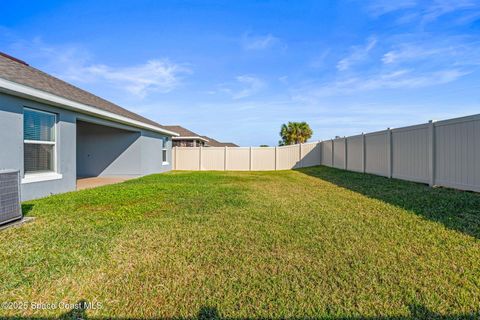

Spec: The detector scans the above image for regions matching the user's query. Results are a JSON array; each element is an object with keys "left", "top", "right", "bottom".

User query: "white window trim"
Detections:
[
  {"left": 162, "top": 152, "right": 169, "bottom": 165},
  {"left": 162, "top": 138, "right": 169, "bottom": 165},
  {"left": 22, "top": 172, "right": 63, "bottom": 184},
  {"left": 24, "top": 140, "right": 56, "bottom": 145},
  {"left": 23, "top": 107, "right": 59, "bottom": 179}
]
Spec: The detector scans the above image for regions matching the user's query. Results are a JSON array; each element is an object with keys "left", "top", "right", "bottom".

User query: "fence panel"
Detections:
[
  {"left": 277, "top": 145, "right": 301, "bottom": 170},
  {"left": 226, "top": 147, "right": 251, "bottom": 171},
  {"left": 365, "top": 130, "right": 389, "bottom": 177},
  {"left": 172, "top": 113, "right": 479, "bottom": 193},
  {"left": 321, "top": 141, "right": 333, "bottom": 166},
  {"left": 201, "top": 147, "right": 225, "bottom": 171},
  {"left": 252, "top": 147, "right": 276, "bottom": 171},
  {"left": 392, "top": 124, "right": 430, "bottom": 183},
  {"left": 333, "top": 138, "right": 346, "bottom": 169},
  {"left": 301, "top": 142, "right": 322, "bottom": 167},
  {"left": 175, "top": 147, "right": 200, "bottom": 170},
  {"left": 346, "top": 135, "right": 363, "bottom": 172},
  {"left": 434, "top": 115, "right": 480, "bottom": 192}
]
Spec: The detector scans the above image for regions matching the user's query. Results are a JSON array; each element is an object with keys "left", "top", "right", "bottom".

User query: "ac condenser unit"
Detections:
[{"left": 0, "top": 170, "right": 22, "bottom": 225}]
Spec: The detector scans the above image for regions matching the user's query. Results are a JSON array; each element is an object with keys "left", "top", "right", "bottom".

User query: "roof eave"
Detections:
[
  {"left": 172, "top": 136, "right": 209, "bottom": 142},
  {"left": 0, "top": 77, "right": 179, "bottom": 136}
]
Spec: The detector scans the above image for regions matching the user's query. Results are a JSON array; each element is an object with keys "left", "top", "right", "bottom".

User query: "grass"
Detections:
[{"left": 0, "top": 166, "right": 479, "bottom": 319}]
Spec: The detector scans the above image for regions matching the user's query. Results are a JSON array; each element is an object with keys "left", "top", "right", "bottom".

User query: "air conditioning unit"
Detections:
[{"left": 0, "top": 170, "right": 22, "bottom": 225}]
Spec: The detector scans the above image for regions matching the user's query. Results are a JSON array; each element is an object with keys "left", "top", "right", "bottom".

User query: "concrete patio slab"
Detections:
[{"left": 76, "top": 176, "right": 136, "bottom": 191}]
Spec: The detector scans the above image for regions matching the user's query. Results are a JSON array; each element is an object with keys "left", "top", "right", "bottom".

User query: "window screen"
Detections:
[
  {"left": 24, "top": 144, "right": 55, "bottom": 173},
  {"left": 162, "top": 137, "right": 168, "bottom": 163},
  {"left": 24, "top": 109, "right": 55, "bottom": 141},
  {"left": 23, "top": 108, "right": 56, "bottom": 173}
]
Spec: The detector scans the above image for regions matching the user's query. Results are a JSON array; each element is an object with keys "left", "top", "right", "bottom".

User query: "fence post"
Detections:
[
  {"left": 224, "top": 146, "right": 228, "bottom": 171},
  {"left": 199, "top": 146, "right": 203, "bottom": 171},
  {"left": 344, "top": 138, "right": 348, "bottom": 170},
  {"left": 387, "top": 128, "right": 392, "bottom": 178},
  {"left": 173, "top": 146, "right": 177, "bottom": 170},
  {"left": 362, "top": 133, "right": 366, "bottom": 173},
  {"left": 275, "top": 146, "right": 278, "bottom": 170},
  {"left": 318, "top": 141, "right": 322, "bottom": 165},
  {"left": 299, "top": 143, "right": 303, "bottom": 168},
  {"left": 331, "top": 139, "right": 334, "bottom": 167},
  {"left": 428, "top": 120, "right": 436, "bottom": 187},
  {"left": 249, "top": 147, "right": 253, "bottom": 171}
]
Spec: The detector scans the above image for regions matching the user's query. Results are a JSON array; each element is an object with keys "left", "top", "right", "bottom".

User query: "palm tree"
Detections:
[{"left": 279, "top": 122, "right": 313, "bottom": 146}]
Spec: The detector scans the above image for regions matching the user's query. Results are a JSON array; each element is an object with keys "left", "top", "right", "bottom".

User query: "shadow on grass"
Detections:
[
  {"left": 21, "top": 203, "right": 35, "bottom": 216},
  {"left": 4, "top": 302, "right": 479, "bottom": 320},
  {"left": 297, "top": 166, "right": 480, "bottom": 240}
]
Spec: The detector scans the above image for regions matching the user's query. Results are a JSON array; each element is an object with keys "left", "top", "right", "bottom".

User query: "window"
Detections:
[
  {"left": 162, "top": 137, "right": 169, "bottom": 164},
  {"left": 23, "top": 108, "right": 56, "bottom": 174}
]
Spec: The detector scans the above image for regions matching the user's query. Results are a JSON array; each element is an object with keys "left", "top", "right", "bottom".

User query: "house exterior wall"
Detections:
[
  {"left": 0, "top": 92, "right": 172, "bottom": 201},
  {"left": 77, "top": 121, "right": 143, "bottom": 177}
]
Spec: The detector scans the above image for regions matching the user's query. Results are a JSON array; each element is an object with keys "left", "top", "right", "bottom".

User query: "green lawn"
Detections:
[{"left": 0, "top": 166, "right": 479, "bottom": 319}]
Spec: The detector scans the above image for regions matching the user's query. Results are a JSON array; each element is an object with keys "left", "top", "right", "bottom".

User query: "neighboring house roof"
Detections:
[
  {"left": 0, "top": 52, "right": 178, "bottom": 136},
  {"left": 163, "top": 125, "right": 209, "bottom": 142},
  {"left": 201, "top": 136, "right": 239, "bottom": 147},
  {"left": 163, "top": 125, "right": 239, "bottom": 147},
  {"left": 222, "top": 142, "right": 240, "bottom": 147}
]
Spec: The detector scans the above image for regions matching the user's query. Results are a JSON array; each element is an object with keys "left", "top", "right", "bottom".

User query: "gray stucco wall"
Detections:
[
  {"left": 77, "top": 121, "right": 142, "bottom": 177},
  {"left": 76, "top": 119, "right": 171, "bottom": 177},
  {"left": 0, "top": 92, "right": 172, "bottom": 201}
]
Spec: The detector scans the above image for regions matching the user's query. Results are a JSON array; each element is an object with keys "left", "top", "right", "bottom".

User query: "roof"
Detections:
[
  {"left": 0, "top": 52, "right": 178, "bottom": 136},
  {"left": 163, "top": 125, "right": 205, "bottom": 138},
  {"left": 163, "top": 125, "right": 210, "bottom": 142},
  {"left": 222, "top": 142, "right": 240, "bottom": 147},
  {"left": 163, "top": 125, "right": 239, "bottom": 147},
  {"left": 201, "top": 135, "right": 239, "bottom": 147}
]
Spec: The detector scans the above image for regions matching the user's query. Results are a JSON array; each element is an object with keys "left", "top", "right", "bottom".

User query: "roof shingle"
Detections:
[
  {"left": 201, "top": 136, "right": 239, "bottom": 147},
  {"left": 163, "top": 125, "right": 239, "bottom": 147},
  {"left": 162, "top": 125, "right": 205, "bottom": 138},
  {"left": 0, "top": 52, "right": 172, "bottom": 132}
]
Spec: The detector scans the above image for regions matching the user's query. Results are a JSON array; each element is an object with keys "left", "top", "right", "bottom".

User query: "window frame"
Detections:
[
  {"left": 23, "top": 107, "right": 58, "bottom": 177},
  {"left": 162, "top": 137, "right": 169, "bottom": 165}
]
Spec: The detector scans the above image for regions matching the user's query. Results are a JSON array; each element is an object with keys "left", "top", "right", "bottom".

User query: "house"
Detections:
[
  {"left": 163, "top": 125, "right": 239, "bottom": 147},
  {"left": 163, "top": 125, "right": 209, "bottom": 147},
  {"left": 200, "top": 136, "right": 239, "bottom": 147},
  {"left": 0, "top": 52, "right": 179, "bottom": 201}
]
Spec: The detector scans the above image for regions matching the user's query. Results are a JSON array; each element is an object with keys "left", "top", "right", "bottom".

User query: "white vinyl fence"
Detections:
[
  {"left": 173, "top": 142, "right": 322, "bottom": 171},
  {"left": 172, "top": 113, "right": 480, "bottom": 193},
  {"left": 320, "top": 114, "right": 480, "bottom": 192}
]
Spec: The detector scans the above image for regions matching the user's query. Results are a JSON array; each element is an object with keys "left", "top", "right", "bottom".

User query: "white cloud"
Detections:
[
  {"left": 310, "top": 49, "right": 330, "bottom": 69},
  {"left": 365, "top": 0, "right": 480, "bottom": 24},
  {"left": 295, "top": 68, "right": 468, "bottom": 99},
  {"left": 231, "top": 75, "right": 266, "bottom": 99},
  {"left": 337, "top": 37, "right": 377, "bottom": 71},
  {"left": 242, "top": 33, "right": 281, "bottom": 50},
  {"left": 381, "top": 38, "right": 480, "bottom": 66},
  {"left": 366, "top": 0, "right": 417, "bottom": 16},
  {"left": 422, "top": 0, "right": 478, "bottom": 23},
  {"left": 217, "top": 75, "right": 266, "bottom": 99},
  {"left": 278, "top": 76, "right": 289, "bottom": 84},
  {"left": 79, "top": 60, "right": 190, "bottom": 98},
  {"left": 381, "top": 44, "right": 445, "bottom": 64},
  {"left": 9, "top": 38, "right": 190, "bottom": 98}
]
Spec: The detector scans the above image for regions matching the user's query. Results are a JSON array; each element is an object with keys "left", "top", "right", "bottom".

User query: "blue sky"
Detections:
[{"left": 1, "top": 0, "right": 480, "bottom": 146}]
